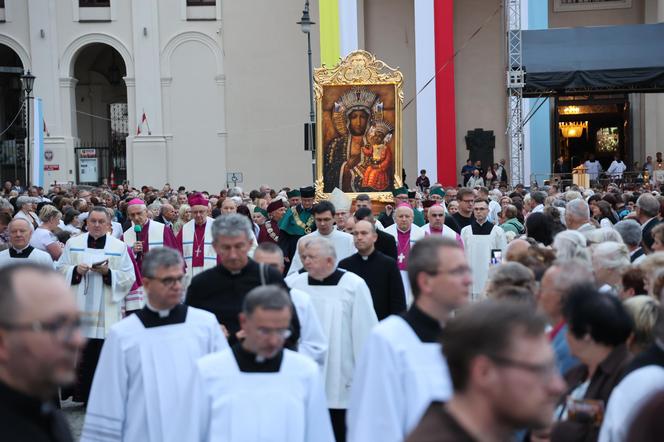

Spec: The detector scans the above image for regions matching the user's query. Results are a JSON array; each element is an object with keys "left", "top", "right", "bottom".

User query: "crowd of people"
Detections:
[{"left": 0, "top": 172, "right": 664, "bottom": 442}]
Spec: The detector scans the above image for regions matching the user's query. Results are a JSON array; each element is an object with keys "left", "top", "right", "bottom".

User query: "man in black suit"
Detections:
[
  {"left": 353, "top": 207, "right": 397, "bottom": 260},
  {"left": 339, "top": 220, "right": 406, "bottom": 320},
  {"left": 636, "top": 193, "right": 661, "bottom": 253},
  {"left": 154, "top": 203, "right": 177, "bottom": 228}
]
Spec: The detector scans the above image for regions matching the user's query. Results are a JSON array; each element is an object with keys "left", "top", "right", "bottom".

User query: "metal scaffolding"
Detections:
[{"left": 505, "top": 0, "right": 525, "bottom": 186}]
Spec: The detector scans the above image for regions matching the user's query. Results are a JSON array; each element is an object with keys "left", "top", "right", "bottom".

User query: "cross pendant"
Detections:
[{"left": 398, "top": 253, "right": 405, "bottom": 264}]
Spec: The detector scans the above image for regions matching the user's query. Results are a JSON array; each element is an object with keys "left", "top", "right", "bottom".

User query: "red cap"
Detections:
[
  {"left": 127, "top": 198, "right": 145, "bottom": 206},
  {"left": 188, "top": 193, "right": 209, "bottom": 208}
]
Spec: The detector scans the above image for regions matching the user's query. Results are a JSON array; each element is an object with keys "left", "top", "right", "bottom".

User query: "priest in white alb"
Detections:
[
  {"left": 81, "top": 248, "right": 227, "bottom": 442},
  {"left": 422, "top": 203, "right": 464, "bottom": 247},
  {"left": 348, "top": 237, "right": 470, "bottom": 442},
  {"left": 287, "top": 200, "right": 356, "bottom": 275},
  {"left": 176, "top": 193, "right": 217, "bottom": 284},
  {"left": 384, "top": 203, "right": 425, "bottom": 303},
  {"left": 57, "top": 206, "right": 136, "bottom": 403},
  {"left": 176, "top": 285, "right": 334, "bottom": 442},
  {"left": 122, "top": 198, "right": 180, "bottom": 273},
  {"left": 460, "top": 198, "right": 507, "bottom": 300},
  {"left": 0, "top": 218, "right": 54, "bottom": 268},
  {"left": 288, "top": 237, "right": 378, "bottom": 442}
]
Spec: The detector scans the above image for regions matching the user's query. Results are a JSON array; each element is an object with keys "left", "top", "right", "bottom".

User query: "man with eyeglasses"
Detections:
[
  {"left": 348, "top": 237, "right": 470, "bottom": 442},
  {"left": 178, "top": 285, "right": 334, "bottom": 442},
  {"left": 57, "top": 206, "right": 136, "bottom": 404},
  {"left": 289, "top": 236, "right": 377, "bottom": 442},
  {"left": 460, "top": 199, "right": 507, "bottom": 300},
  {"left": 451, "top": 188, "right": 475, "bottom": 230},
  {"left": 286, "top": 200, "right": 356, "bottom": 276},
  {"left": 0, "top": 263, "right": 85, "bottom": 442},
  {"left": 407, "top": 301, "right": 566, "bottom": 441},
  {"left": 422, "top": 204, "right": 464, "bottom": 247},
  {"left": 82, "top": 248, "right": 227, "bottom": 442}
]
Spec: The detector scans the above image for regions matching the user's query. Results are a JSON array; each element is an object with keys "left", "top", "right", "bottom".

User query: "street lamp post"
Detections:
[
  {"left": 297, "top": 0, "right": 316, "bottom": 184},
  {"left": 21, "top": 70, "right": 35, "bottom": 187}
]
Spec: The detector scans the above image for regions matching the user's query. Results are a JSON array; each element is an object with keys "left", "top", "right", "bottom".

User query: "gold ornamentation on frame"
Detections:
[{"left": 314, "top": 50, "right": 404, "bottom": 202}]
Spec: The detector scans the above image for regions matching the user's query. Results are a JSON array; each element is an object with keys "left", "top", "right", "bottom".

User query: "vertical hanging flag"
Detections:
[
  {"left": 319, "top": 0, "right": 340, "bottom": 66},
  {"left": 136, "top": 111, "right": 151, "bottom": 136},
  {"left": 414, "top": 0, "right": 457, "bottom": 186},
  {"left": 319, "top": 0, "right": 358, "bottom": 66},
  {"left": 32, "top": 98, "right": 44, "bottom": 188}
]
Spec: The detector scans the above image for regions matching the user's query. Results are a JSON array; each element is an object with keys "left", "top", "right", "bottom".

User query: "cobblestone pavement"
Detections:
[{"left": 62, "top": 399, "right": 85, "bottom": 441}]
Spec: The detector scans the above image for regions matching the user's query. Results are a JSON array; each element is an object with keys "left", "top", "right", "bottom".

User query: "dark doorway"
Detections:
[
  {"left": 73, "top": 43, "right": 127, "bottom": 185},
  {"left": 555, "top": 94, "right": 630, "bottom": 172},
  {"left": 0, "top": 44, "right": 25, "bottom": 184}
]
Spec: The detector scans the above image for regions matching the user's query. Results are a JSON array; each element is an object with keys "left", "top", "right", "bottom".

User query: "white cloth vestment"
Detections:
[
  {"left": 289, "top": 270, "right": 378, "bottom": 408},
  {"left": 57, "top": 233, "right": 136, "bottom": 339},
  {"left": 347, "top": 315, "right": 453, "bottom": 442},
  {"left": 177, "top": 349, "right": 335, "bottom": 442},
  {"left": 81, "top": 307, "right": 227, "bottom": 442}
]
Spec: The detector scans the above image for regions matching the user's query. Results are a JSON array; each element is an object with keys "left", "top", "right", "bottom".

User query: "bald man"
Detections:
[{"left": 339, "top": 220, "right": 406, "bottom": 320}]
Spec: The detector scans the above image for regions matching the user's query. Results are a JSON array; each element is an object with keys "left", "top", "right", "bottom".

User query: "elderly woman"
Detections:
[
  {"left": 552, "top": 230, "right": 591, "bottom": 264},
  {"left": 547, "top": 284, "right": 633, "bottom": 442},
  {"left": 484, "top": 261, "right": 536, "bottom": 302},
  {"left": 638, "top": 252, "right": 664, "bottom": 297},
  {"left": 650, "top": 223, "right": 664, "bottom": 252},
  {"left": 622, "top": 295, "right": 660, "bottom": 355},
  {"left": 172, "top": 204, "right": 191, "bottom": 236},
  {"left": 30, "top": 205, "right": 63, "bottom": 261},
  {"left": 14, "top": 195, "right": 40, "bottom": 228},
  {"left": 592, "top": 241, "right": 630, "bottom": 294}
]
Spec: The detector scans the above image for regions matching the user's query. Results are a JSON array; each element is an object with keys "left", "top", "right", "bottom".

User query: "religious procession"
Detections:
[{"left": 3, "top": 0, "right": 664, "bottom": 441}]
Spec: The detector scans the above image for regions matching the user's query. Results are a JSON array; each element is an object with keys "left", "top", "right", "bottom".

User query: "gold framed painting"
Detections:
[{"left": 314, "top": 50, "right": 404, "bottom": 202}]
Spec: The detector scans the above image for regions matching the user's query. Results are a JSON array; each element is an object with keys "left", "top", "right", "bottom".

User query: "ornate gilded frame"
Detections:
[{"left": 314, "top": 50, "right": 404, "bottom": 202}]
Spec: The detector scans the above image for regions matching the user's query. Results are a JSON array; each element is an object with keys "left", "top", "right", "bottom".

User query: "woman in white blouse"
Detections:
[{"left": 30, "top": 205, "right": 63, "bottom": 261}]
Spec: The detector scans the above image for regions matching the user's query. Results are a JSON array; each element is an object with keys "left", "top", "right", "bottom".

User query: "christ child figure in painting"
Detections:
[{"left": 362, "top": 120, "right": 393, "bottom": 191}]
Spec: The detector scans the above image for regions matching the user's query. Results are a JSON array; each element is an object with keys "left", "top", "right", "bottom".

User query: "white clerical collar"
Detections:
[
  {"left": 397, "top": 227, "right": 411, "bottom": 234},
  {"left": 319, "top": 230, "right": 335, "bottom": 238},
  {"left": 11, "top": 244, "right": 30, "bottom": 254},
  {"left": 145, "top": 300, "right": 172, "bottom": 318}
]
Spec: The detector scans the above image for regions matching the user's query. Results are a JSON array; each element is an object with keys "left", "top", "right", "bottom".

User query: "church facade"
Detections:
[{"left": 0, "top": 0, "right": 663, "bottom": 190}]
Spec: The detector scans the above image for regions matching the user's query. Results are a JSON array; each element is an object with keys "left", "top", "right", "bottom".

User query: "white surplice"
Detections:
[
  {"left": 287, "top": 229, "right": 356, "bottom": 275},
  {"left": 290, "top": 287, "right": 328, "bottom": 368},
  {"left": 460, "top": 223, "right": 507, "bottom": 299},
  {"left": 57, "top": 233, "right": 136, "bottom": 339},
  {"left": 178, "top": 348, "right": 335, "bottom": 442},
  {"left": 347, "top": 316, "right": 453, "bottom": 442},
  {"left": 0, "top": 247, "right": 55, "bottom": 268},
  {"left": 289, "top": 270, "right": 378, "bottom": 409},
  {"left": 81, "top": 307, "right": 227, "bottom": 442}
]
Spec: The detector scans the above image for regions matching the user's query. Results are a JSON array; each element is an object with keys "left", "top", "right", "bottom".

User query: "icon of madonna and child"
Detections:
[{"left": 323, "top": 86, "right": 396, "bottom": 193}]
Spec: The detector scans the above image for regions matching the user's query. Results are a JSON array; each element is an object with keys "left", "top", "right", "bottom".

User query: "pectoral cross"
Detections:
[
  {"left": 195, "top": 246, "right": 202, "bottom": 258},
  {"left": 398, "top": 253, "right": 405, "bottom": 264}
]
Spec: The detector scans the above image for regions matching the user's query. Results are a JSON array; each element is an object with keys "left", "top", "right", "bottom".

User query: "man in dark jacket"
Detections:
[
  {"left": 339, "top": 220, "right": 405, "bottom": 320},
  {"left": 0, "top": 263, "right": 85, "bottom": 442}
]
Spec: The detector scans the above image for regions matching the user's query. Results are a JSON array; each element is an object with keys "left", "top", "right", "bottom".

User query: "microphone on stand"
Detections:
[{"left": 134, "top": 224, "right": 143, "bottom": 258}]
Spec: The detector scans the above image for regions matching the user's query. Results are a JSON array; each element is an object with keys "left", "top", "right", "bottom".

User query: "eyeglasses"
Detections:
[
  {"left": 147, "top": 275, "right": 185, "bottom": 287},
  {"left": 489, "top": 354, "right": 558, "bottom": 382},
  {"left": 429, "top": 265, "right": 471, "bottom": 277},
  {"left": 256, "top": 327, "right": 292, "bottom": 339},
  {"left": 87, "top": 219, "right": 108, "bottom": 225},
  {"left": 0, "top": 316, "right": 82, "bottom": 342}
]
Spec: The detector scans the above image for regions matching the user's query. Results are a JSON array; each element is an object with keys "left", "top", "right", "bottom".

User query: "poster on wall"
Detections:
[{"left": 79, "top": 149, "right": 98, "bottom": 183}]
